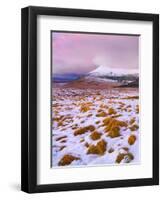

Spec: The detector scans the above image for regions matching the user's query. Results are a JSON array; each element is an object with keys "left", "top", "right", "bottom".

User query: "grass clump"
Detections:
[
  {"left": 57, "top": 121, "right": 64, "bottom": 127},
  {"left": 108, "top": 127, "right": 120, "bottom": 138},
  {"left": 96, "top": 111, "right": 107, "bottom": 117},
  {"left": 80, "top": 105, "right": 90, "bottom": 112},
  {"left": 116, "top": 153, "right": 134, "bottom": 163},
  {"left": 90, "top": 131, "right": 101, "bottom": 140},
  {"left": 58, "top": 154, "right": 80, "bottom": 166},
  {"left": 87, "top": 139, "right": 107, "bottom": 155},
  {"left": 87, "top": 125, "right": 96, "bottom": 131},
  {"left": 103, "top": 117, "right": 112, "bottom": 125},
  {"left": 128, "top": 134, "right": 136, "bottom": 145},
  {"left": 80, "top": 102, "right": 92, "bottom": 112},
  {"left": 112, "top": 114, "right": 122, "bottom": 118},
  {"left": 129, "top": 124, "right": 139, "bottom": 131},
  {"left": 74, "top": 125, "right": 95, "bottom": 136},
  {"left": 108, "top": 107, "right": 117, "bottom": 115},
  {"left": 129, "top": 117, "right": 135, "bottom": 125},
  {"left": 102, "top": 117, "right": 127, "bottom": 138}
]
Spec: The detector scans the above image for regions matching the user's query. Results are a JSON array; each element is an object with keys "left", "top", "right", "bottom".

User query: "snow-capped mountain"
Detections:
[
  {"left": 87, "top": 65, "right": 139, "bottom": 87},
  {"left": 89, "top": 65, "right": 138, "bottom": 77}
]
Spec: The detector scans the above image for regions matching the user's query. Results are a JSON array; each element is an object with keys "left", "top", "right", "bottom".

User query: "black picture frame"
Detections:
[{"left": 21, "top": 6, "right": 159, "bottom": 193}]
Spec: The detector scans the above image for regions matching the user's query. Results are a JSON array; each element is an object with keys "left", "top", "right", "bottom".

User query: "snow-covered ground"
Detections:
[{"left": 52, "top": 87, "right": 139, "bottom": 167}]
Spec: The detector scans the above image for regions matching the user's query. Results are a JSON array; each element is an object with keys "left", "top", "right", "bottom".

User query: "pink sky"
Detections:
[{"left": 52, "top": 32, "right": 139, "bottom": 74}]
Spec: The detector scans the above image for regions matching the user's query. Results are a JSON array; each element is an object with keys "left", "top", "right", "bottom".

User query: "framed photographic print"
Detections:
[{"left": 21, "top": 6, "right": 159, "bottom": 193}]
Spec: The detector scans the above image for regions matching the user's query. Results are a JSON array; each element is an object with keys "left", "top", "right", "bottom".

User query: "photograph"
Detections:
[
  {"left": 51, "top": 31, "right": 140, "bottom": 167},
  {"left": 21, "top": 6, "right": 159, "bottom": 193}
]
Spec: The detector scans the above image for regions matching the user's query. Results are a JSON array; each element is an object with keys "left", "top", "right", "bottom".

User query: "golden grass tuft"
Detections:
[
  {"left": 107, "top": 127, "right": 120, "bottom": 138},
  {"left": 80, "top": 102, "right": 93, "bottom": 113},
  {"left": 57, "top": 121, "right": 64, "bottom": 127},
  {"left": 80, "top": 105, "right": 90, "bottom": 112},
  {"left": 58, "top": 154, "right": 80, "bottom": 166},
  {"left": 102, "top": 117, "right": 127, "bottom": 138},
  {"left": 112, "top": 114, "right": 122, "bottom": 118},
  {"left": 74, "top": 125, "right": 95, "bottom": 136},
  {"left": 87, "top": 125, "right": 96, "bottom": 132},
  {"left": 128, "top": 134, "right": 136, "bottom": 145},
  {"left": 56, "top": 115, "right": 73, "bottom": 127},
  {"left": 116, "top": 153, "right": 134, "bottom": 163},
  {"left": 103, "top": 117, "right": 112, "bottom": 125},
  {"left": 129, "top": 117, "right": 135, "bottom": 125},
  {"left": 80, "top": 104, "right": 90, "bottom": 112},
  {"left": 96, "top": 111, "right": 107, "bottom": 117},
  {"left": 116, "top": 153, "right": 125, "bottom": 163},
  {"left": 87, "top": 139, "right": 107, "bottom": 155},
  {"left": 74, "top": 127, "right": 86, "bottom": 135},
  {"left": 129, "top": 124, "right": 139, "bottom": 131},
  {"left": 108, "top": 107, "right": 117, "bottom": 115},
  {"left": 90, "top": 131, "right": 101, "bottom": 140},
  {"left": 54, "top": 115, "right": 64, "bottom": 122},
  {"left": 117, "top": 120, "right": 128, "bottom": 127}
]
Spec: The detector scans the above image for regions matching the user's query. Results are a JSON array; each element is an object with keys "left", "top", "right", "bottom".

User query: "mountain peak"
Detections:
[{"left": 89, "top": 65, "right": 138, "bottom": 77}]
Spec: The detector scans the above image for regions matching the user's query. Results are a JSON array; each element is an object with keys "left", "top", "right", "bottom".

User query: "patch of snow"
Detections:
[{"left": 52, "top": 87, "right": 140, "bottom": 167}]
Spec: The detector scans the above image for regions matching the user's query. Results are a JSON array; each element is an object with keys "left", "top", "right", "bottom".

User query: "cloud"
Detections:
[{"left": 52, "top": 32, "right": 139, "bottom": 74}]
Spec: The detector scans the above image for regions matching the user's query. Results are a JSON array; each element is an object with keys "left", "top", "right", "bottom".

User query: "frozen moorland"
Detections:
[{"left": 52, "top": 85, "right": 139, "bottom": 167}]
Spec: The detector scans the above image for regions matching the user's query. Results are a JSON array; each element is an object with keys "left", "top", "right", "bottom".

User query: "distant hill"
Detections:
[
  {"left": 52, "top": 73, "right": 84, "bottom": 83},
  {"left": 52, "top": 66, "right": 139, "bottom": 88}
]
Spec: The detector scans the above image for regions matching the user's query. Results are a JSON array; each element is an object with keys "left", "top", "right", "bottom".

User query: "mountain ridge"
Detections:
[{"left": 89, "top": 65, "right": 138, "bottom": 77}]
